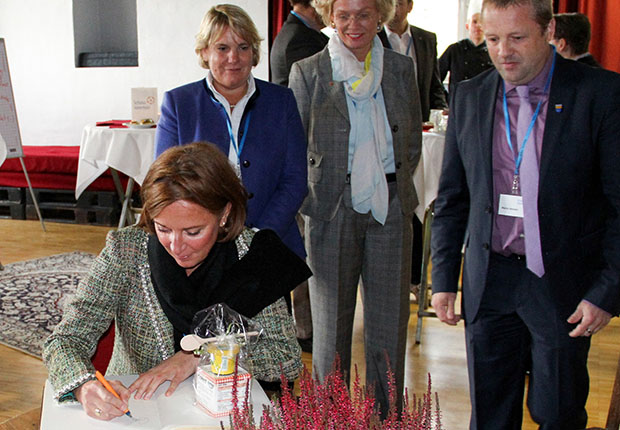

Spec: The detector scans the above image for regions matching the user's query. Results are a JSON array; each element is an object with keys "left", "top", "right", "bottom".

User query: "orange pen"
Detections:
[{"left": 95, "top": 370, "right": 133, "bottom": 417}]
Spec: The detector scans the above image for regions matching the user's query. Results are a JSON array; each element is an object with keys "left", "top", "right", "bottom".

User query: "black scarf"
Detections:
[{"left": 149, "top": 229, "right": 312, "bottom": 351}]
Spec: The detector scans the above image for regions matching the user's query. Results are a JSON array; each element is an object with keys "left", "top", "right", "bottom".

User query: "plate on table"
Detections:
[
  {"left": 422, "top": 122, "right": 434, "bottom": 132},
  {"left": 128, "top": 123, "right": 156, "bottom": 129}
]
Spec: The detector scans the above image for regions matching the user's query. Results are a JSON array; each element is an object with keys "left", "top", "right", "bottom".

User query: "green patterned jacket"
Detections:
[{"left": 43, "top": 226, "right": 302, "bottom": 402}]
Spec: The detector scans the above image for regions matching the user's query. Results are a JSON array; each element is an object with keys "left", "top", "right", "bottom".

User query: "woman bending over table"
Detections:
[
  {"left": 43, "top": 142, "right": 309, "bottom": 421},
  {"left": 155, "top": 4, "right": 307, "bottom": 259}
]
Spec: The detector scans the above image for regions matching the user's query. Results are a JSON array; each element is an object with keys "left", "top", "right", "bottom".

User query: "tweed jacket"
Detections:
[
  {"left": 288, "top": 46, "right": 422, "bottom": 222},
  {"left": 43, "top": 227, "right": 302, "bottom": 402}
]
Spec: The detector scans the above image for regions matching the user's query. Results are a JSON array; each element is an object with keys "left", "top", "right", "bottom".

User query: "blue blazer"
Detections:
[
  {"left": 155, "top": 78, "right": 308, "bottom": 257},
  {"left": 431, "top": 54, "right": 620, "bottom": 322}
]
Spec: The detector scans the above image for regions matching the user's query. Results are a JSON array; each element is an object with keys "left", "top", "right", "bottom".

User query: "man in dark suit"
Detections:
[
  {"left": 269, "top": 0, "right": 328, "bottom": 353},
  {"left": 270, "top": 0, "right": 328, "bottom": 87},
  {"left": 378, "top": 0, "right": 447, "bottom": 299},
  {"left": 378, "top": 0, "right": 447, "bottom": 122},
  {"left": 430, "top": 0, "right": 620, "bottom": 428},
  {"left": 551, "top": 12, "right": 601, "bottom": 68}
]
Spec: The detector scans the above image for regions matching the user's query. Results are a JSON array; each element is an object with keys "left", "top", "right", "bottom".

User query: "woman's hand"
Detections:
[
  {"left": 74, "top": 378, "right": 130, "bottom": 421},
  {"left": 128, "top": 351, "right": 199, "bottom": 400}
]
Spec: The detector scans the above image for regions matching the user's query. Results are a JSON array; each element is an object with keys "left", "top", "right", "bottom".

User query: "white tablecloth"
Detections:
[
  {"left": 75, "top": 125, "right": 156, "bottom": 199},
  {"left": 413, "top": 131, "right": 446, "bottom": 221}
]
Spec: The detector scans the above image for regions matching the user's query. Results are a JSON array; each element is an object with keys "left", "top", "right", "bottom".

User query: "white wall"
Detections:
[
  {"left": 409, "top": 0, "right": 463, "bottom": 57},
  {"left": 0, "top": 0, "right": 268, "bottom": 147}
]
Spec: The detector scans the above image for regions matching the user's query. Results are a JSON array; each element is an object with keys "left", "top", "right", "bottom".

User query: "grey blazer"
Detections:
[{"left": 289, "top": 46, "right": 422, "bottom": 222}]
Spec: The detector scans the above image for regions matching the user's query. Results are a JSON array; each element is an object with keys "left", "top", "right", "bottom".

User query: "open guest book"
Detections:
[{"left": 40, "top": 374, "right": 271, "bottom": 429}]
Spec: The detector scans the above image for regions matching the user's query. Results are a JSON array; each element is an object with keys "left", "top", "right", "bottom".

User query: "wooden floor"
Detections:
[{"left": 0, "top": 219, "right": 618, "bottom": 429}]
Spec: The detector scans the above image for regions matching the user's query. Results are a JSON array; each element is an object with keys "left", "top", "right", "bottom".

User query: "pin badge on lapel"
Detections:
[{"left": 554, "top": 104, "right": 563, "bottom": 113}]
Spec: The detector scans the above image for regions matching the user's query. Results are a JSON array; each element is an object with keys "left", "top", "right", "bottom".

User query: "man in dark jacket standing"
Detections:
[
  {"left": 270, "top": 0, "right": 328, "bottom": 353},
  {"left": 270, "top": 0, "right": 328, "bottom": 87}
]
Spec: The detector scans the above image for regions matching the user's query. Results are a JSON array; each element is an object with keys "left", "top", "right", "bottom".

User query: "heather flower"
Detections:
[{"left": 227, "top": 359, "right": 442, "bottom": 429}]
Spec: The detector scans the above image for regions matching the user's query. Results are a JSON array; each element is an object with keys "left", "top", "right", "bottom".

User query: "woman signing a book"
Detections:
[{"left": 43, "top": 142, "right": 309, "bottom": 420}]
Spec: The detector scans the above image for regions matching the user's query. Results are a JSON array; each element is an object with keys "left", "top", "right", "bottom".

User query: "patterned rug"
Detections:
[{"left": 0, "top": 252, "right": 95, "bottom": 357}]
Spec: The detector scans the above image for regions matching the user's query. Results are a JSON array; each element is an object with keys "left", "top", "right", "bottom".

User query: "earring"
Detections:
[
  {"left": 377, "top": 22, "right": 382, "bottom": 32},
  {"left": 331, "top": 21, "right": 335, "bottom": 28},
  {"left": 220, "top": 218, "right": 227, "bottom": 227}
]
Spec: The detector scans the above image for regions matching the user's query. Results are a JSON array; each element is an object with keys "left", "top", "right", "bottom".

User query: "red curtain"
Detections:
[
  {"left": 555, "top": 0, "right": 620, "bottom": 73},
  {"left": 269, "top": 0, "right": 292, "bottom": 47}
]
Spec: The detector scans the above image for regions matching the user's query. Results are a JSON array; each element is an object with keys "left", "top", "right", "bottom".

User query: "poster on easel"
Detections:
[{"left": 0, "top": 37, "right": 24, "bottom": 160}]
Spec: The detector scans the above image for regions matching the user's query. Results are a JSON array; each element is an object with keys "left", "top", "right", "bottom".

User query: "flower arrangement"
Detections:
[{"left": 225, "top": 359, "right": 443, "bottom": 430}]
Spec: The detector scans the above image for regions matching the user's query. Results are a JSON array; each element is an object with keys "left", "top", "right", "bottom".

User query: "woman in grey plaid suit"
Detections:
[
  {"left": 43, "top": 143, "right": 309, "bottom": 421},
  {"left": 288, "top": 0, "right": 422, "bottom": 418}
]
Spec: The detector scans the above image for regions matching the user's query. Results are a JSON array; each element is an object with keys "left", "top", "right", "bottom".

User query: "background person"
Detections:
[
  {"left": 270, "top": 0, "right": 329, "bottom": 87},
  {"left": 378, "top": 0, "right": 447, "bottom": 300},
  {"left": 551, "top": 12, "right": 601, "bottom": 68},
  {"left": 155, "top": 4, "right": 307, "bottom": 263},
  {"left": 378, "top": 0, "right": 447, "bottom": 122},
  {"left": 439, "top": 0, "right": 495, "bottom": 100},
  {"left": 430, "top": 0, "right": 620, "bottom": 428},
  {"left": 44, "top": 143, "right": 309, "bottom": 421},
  {"left": 289, "top": 0, "right": 422, "bottom": 417},
  {"left": 270, "top": 0, "right": 329, "bottom": 353}
]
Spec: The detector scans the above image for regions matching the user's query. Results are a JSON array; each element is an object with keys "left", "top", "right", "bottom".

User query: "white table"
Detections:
[
  {"left": 40, "top": 375, "right": 271, "bottom": 429},
  {"left": 413, "top": 131, "right": 447, "bottom": 344},
  {"left": 413, "top": 131, "right": 446, "bottom": 222},
  {"left": 76, "top": 125, "right": 156, "bottom": 228}
]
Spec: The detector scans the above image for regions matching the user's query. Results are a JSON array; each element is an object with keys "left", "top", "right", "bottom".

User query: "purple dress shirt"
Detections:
[{"left": 491, "top": 52, "right": 554, "bottom": 256}]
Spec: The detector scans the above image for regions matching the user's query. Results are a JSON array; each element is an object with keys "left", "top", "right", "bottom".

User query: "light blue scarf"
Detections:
[{"left": 329, "top": 34, "right": 388, "bottom": 224}]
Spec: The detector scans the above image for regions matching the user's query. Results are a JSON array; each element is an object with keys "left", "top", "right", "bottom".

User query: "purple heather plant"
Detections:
[{"left": 225, "top": 360, "right": 443, "bottom": 430}]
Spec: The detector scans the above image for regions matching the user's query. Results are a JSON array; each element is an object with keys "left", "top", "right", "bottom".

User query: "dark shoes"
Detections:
[{"left": 297, "top": 337, "right": 312, "bottom": 353}]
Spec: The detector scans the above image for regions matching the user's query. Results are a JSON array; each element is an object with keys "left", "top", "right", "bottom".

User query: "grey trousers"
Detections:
[
  {"left": 293, "top": 214, "right": 312, "bottom": 339},
  {"left": 305, "top": 182, "right": 412, "bottom": 417}
]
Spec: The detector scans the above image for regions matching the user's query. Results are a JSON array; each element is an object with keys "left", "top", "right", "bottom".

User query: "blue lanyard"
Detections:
[
  {"left": 225, "top": 110, "right": 251, "bottom": 162},
  {"left": 502, "top": 48, "right": 556, "bottom": 178},
  {"left": 210, "top": 93, "right": 251, "bottom": 162},
  {"left": 291, "top": 11, "right": 312, "bottom": 29}
]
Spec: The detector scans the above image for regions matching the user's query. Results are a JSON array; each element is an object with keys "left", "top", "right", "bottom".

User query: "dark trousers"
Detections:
[
  {"left": 465, "top": 253, "right": 590, "bottom": 430},
  {"left": 411, "top": 215, "right": 423, "bottom": 284}
]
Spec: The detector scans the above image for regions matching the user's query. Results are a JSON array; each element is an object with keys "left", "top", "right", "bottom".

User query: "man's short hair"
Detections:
[
  {"left": 289, "top": 0, "right": 312, "bottom": 6},
  {"left": 482, "top": 0, "right": 553, "bottom": 31},
  {"left": 554, "top": 13, "right": 591, "bottom": 55}
]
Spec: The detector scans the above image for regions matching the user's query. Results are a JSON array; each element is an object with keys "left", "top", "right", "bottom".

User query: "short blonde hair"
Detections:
[
  {"left": 194, "top": 4, "right": 262, "bottom": 69},
  {"left": 312, "top": 0, "right": 395, "bottom": 27}
]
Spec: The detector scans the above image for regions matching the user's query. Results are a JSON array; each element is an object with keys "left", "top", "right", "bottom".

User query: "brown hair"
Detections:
[
  {"left": 553, "top": 13, "right": 591, "bottom": 55},
  {"left": 138, "top": 142, "right": 247, "bottom": 242},
  {"left": 482, "top": 0, "right": 553, "bottom": 32},
  {"left": 194, "top": 4, "right": 263, "bottom": 69}
]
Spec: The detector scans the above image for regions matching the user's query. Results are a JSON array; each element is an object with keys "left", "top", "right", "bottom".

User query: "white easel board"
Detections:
[{"left": 0, "top": 38, "right": 24, "bottom": 160}]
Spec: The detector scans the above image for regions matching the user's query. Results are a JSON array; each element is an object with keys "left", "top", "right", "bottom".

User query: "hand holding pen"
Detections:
[
  {"left": 95, "top": 371, "right": 133, "bottom": 417},
  {"left": 74, "top": 371, "right": 132, "bottom": 420}
]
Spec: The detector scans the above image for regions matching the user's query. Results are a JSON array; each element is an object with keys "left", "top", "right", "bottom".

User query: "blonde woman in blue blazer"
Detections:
[{"left": 155, "top": 4, "right": 307, "bottom": 258}]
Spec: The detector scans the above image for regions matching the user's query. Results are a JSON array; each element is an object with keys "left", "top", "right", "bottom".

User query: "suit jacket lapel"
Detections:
[
  {"left": 477, "top": 71, "right": 501, "bottom": 197},
  {"left": 539, "top": 55, "right": 573, "bottom": 186},
  {"left": 317, "top": 48, "right": 348, "bottom": 121}
]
